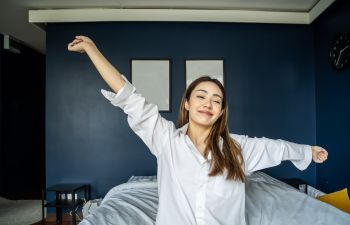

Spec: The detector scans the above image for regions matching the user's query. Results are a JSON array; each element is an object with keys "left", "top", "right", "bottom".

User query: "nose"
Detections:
[{"left": 203, "top": 99, "right": 213, "bottom": 109}]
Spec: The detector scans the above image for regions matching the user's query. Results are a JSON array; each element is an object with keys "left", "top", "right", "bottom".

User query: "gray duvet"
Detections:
[{"left": 80, "top": 172, "right": 350, "bottom": 225}]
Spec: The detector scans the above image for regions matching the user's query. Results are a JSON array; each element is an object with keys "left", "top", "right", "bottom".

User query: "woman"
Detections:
[{"left": 68, "top": 36, "right": 328, "bottom": 225}]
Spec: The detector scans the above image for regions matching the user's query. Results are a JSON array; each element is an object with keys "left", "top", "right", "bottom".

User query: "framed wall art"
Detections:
[
  {"left": 131, "top": 59, "right": 171, "bottom": 112},
  {"left": 185, "top": 59, "right": 224, "bottom": 87}
]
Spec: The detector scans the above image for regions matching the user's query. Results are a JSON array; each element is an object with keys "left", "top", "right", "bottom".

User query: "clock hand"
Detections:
[
  {"left": 340, "top": 45, "right": 349, "bottom": 53},
  {"left": 335, "top": 45, "right": 350, "bottom": 66},
  {"left": 336, "top": 51, "right": 342, "bottom": 66},
  {"left": 336, "top": 45, "right": 350, "bottom": 66}
]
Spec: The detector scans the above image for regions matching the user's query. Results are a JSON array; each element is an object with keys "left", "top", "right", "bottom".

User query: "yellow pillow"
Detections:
[{"left": 317, "top": 188, "right": 350, "bottom": 214}]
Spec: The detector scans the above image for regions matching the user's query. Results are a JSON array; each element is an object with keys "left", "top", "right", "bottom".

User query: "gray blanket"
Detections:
[
  {"left": 246, "top": 172, "right": 350, "bottom": 225},
  {"left": 80, "top": 172, "right": 350, "bottom": 225}
]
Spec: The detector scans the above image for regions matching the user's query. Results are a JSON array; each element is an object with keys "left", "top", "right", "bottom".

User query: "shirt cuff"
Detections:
[
  {"left": 292, "top": 145, "right": 313, "bottom": 171},
  {"left": 100, "top": 75, "right": 135, "bottom": 108}
]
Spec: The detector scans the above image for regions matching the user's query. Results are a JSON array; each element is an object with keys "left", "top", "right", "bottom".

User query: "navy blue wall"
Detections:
[
  {"left": 313, "top": 0, "right": 350, "bottom": 193},
  {"left": 46, "top": 22, "right": 316, "bottom": 198}
]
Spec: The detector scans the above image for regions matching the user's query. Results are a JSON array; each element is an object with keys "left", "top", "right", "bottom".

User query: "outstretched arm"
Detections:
[
  {"left": 68, "top": 35, "right": 125, "bottom": 93},
  {"left": 231, "top": 134, "right": 328, "bottom": 175}
]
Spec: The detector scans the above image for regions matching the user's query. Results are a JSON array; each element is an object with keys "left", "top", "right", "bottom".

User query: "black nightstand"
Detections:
[
  {"left": 280, "top": 178, "right": 308, "bottom": 193},
  {"left": 42, "top": 183, "right": 91, "bottom": 225}
]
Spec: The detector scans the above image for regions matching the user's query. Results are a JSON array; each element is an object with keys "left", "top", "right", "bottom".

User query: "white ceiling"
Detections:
[{"left": 0, "top": 0, "right": 335, "bottom": 54}]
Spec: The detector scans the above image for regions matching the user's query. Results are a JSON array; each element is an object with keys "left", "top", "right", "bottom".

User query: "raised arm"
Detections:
[
  {"left": 68, "top": 35, "right": 175, "bottom": 157},
  {"left": 68, "top": 35, "right": 125, "bottom": 93}
]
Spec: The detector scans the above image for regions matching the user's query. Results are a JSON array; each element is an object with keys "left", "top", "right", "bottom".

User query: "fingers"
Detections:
[
  {"left": 67, "top": 39, "right": 84, "bottom": 51},
  {"left": 72, "top": 39, "right": 83, "bottom": 45},
  {"left": 319, "top": 152, "right": 328, "bottom": 161},
  {"left": 67, "top": 42, "right": 77, "bottom": 50},
  {"left": 319, "top": 148, "right": 328, "bottom": 161},
  {"left": 312, "top": 146, "right": 329, "bottom": 163},
  {"left": 316, "top": 151, "right": 328, "bottom": 163},
  {"left": 75, "top": 35, "right": 89, "bottom": 42},
  {"left": 67, "top": 42, "right": 74, "bottom": 50},
  {"left": 68, "top": 35, "right": 92, "bottom": 53},
  {"left": 323, "top": 149, "right": 328, "bottom": 156}
]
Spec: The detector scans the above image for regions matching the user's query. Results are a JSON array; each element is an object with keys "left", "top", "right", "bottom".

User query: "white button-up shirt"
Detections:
[{"left": 101, "top": 75, "right": 312, "bottom": 225}]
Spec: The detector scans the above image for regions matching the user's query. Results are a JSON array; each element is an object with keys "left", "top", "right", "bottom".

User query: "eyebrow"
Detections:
[{"left": 195, "top": 89, "right": 223, "bottom": 100}]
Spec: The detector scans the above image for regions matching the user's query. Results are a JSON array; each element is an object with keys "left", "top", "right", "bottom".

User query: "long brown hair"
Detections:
[{"left": 178, "top": 76, "right": 245, "bottom": 182}]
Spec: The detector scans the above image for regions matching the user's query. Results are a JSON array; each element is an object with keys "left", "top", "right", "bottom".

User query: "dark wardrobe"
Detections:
[{"left": 0, "top": 34, "right": 45, "bottom": 199}]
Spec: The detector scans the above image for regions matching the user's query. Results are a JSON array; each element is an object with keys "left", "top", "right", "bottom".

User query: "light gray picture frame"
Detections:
[
  {"left": 185, "top": 59, "right": 225, "bottom": 88},
  {"left": 131, "top": 59, "right": 171, "bottom": 112}
]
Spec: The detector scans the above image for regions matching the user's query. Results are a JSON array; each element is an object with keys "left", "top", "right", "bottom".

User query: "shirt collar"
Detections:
[
  {"left": 179, "top": 123, "right": 189, "bottom": 135},
  {"left": 179, "top": 123, "right": 223, "bottom": 164}
]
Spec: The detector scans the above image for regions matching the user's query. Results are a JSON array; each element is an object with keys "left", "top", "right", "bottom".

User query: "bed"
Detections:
[{"left": 79, "top": 172, "right": 350, "bottom": 225}]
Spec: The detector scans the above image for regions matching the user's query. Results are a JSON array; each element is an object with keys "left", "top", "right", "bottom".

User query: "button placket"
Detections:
[{"left": 195, "top": 167, "right": 208, "bottom": 224}]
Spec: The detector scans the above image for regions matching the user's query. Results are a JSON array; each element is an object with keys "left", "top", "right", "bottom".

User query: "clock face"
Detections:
[{"left": 329, "top": 33, "right": 350, "bottom": 71}]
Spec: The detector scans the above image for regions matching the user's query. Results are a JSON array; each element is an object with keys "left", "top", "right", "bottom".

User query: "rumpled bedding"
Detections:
[{"left": 79, "top": 172, "right": 350, "bottom": 225}]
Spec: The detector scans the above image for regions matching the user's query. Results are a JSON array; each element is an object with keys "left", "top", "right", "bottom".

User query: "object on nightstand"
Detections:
[
  {"left": 42, "top": 183, "right": 91, "bottom": 225},
  {"left": 299, "top": 184, "right": 326, "bottom": 198}
]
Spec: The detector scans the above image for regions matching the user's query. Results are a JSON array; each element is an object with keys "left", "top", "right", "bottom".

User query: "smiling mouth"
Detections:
[{"left": 198, "top": 111, "right": 213, "bottom": 116}]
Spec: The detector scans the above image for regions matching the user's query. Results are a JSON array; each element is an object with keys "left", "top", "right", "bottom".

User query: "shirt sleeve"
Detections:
[
  {"left": 100, "top": 75, "right": 175, "bottom": 157},
  {"left": 231, "top": 134, "right": 312, "bottom": 175}
]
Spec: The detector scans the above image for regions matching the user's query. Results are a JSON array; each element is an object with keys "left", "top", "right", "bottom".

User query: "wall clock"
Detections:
[{"left": 329, "top": 33, "right": 350, "bottom": 71}]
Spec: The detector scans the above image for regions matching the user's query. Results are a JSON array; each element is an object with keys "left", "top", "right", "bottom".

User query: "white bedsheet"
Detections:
[{"left": 79, "top": 172, "right": 350, "bottom": 225}]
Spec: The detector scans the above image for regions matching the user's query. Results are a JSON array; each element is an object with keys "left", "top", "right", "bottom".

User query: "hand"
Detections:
[
  {"left": 68, "top": 35, "right": 96, "bottom": 53},
  {"left": 312, "top": 146, "right": 328, "bottom": 163}
]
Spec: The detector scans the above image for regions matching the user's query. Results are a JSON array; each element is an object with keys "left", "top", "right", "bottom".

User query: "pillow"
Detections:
[
  {"left": 317, "top": 188, "right": 350, "bottom": 214},
  {"left": 127, "top": 175, "right": 157, "bottom": 183}
]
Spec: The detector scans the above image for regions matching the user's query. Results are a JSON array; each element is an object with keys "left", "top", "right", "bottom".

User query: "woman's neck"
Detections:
[{"left": 186, "top": 123, "right": 211, "bottom": 149}]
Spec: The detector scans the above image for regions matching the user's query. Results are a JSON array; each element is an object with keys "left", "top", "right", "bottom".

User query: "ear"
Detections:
[{"left": 184, "top": 99, "right": 190, "bottom": 111}]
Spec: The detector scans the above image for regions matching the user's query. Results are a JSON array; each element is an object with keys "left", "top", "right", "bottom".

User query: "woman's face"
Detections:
[{"left": 185, "top": 81, "right": 224, "bottom": 128}]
